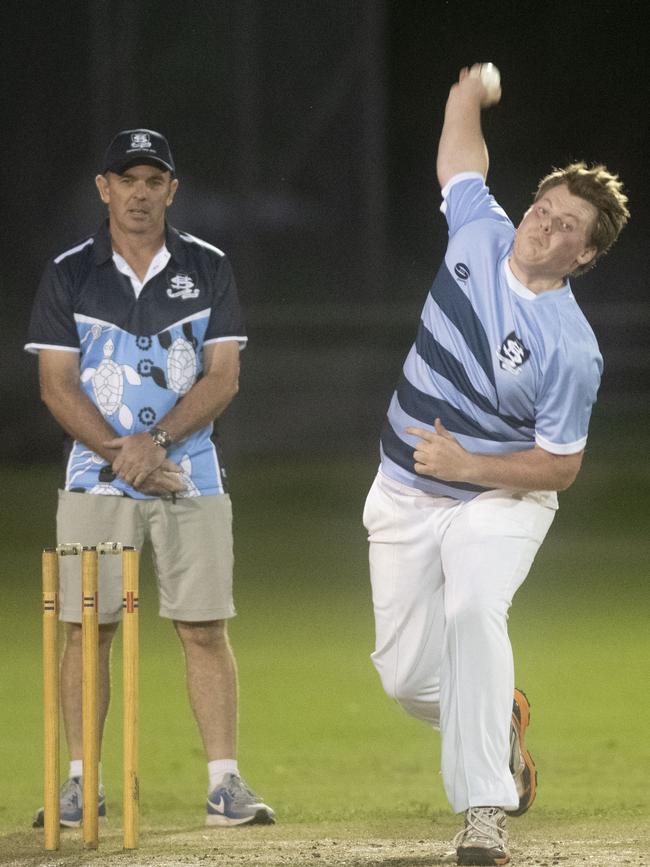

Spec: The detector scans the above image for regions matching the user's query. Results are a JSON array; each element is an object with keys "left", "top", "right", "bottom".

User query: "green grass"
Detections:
[{"left": 1, "top": 408, "right": 649, "bottom": 846}]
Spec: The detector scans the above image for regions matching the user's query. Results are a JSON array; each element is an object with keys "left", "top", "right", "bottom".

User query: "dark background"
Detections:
[{"left": 3, "top": 0, "right": 648, "bottom": 461}]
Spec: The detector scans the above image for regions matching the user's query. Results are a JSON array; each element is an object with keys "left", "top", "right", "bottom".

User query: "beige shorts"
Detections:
[{"left": 56, "top": 490, "right": 236, "bottom": 624}]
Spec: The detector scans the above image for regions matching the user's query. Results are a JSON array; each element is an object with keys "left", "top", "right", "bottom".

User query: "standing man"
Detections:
[
  {"left": 28, "top": 129, "right": 275, "bottom": 829},
  {"left": 363, "top": 67, "right": 628, "bottom": 865}
]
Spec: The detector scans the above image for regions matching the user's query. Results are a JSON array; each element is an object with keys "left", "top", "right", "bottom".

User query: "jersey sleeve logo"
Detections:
[
  {"left": 166, "top": 272, "right": 200, "bottom": 300},
  {"left": 496, "top": 332, "right": 530, "bottom": 376}
]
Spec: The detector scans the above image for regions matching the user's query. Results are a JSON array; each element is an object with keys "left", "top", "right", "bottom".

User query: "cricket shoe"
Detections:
[
  {"left": 452, "top": 806, "right": 510, "bottom": 866},
  {"left": 506, "top": 687, "right": 537, "bottom": 817},
  {"left": 32, "top": 776, "right": 107, "bottom": 828},
  {"left": 206, "top": 773, "right": 275, "bottom": 827}
]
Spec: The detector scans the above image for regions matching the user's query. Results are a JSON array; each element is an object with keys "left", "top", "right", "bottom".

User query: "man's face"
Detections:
[
  {"left": 95, "top": 164, "right": 178, "bottom": 235},
  {"left": 512, "top": 183, "right": 598, "bottom": 280}
]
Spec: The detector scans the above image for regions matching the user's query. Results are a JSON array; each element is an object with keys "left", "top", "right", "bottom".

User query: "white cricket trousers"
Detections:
[{"left": 363, "top": 471, "right": 556, "bottom": 813}]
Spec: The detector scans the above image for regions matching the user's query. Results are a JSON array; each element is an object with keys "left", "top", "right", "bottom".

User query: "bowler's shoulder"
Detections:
[
  {"left": 560, "top": 291, "right": 599, "bottom": 346},
  {"left": 442, "top": 173, "right": 514, "bottom": 245},
  {"left": 545, "top": 292, "right": 601, "bottom": 373}
]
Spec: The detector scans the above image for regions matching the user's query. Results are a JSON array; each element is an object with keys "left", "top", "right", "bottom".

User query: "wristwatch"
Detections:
[{"left": 149, "top": 427, "right": 173, "bottom": 450}]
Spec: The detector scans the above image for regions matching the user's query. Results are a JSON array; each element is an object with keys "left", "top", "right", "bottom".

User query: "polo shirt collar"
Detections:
[
  {"left": 165, "top": 224, "right": 187, "bottom": 265},
  {"left": 92, "top": 220, "right": 187, "bottom": 267}
]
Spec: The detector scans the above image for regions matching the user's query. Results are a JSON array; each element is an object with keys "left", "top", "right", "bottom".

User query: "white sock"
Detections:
[
  {"left": 69, "top": 760, "right": 102, "bottom": 785},
  {"left": 208, "top": 759, "right": 239, "bottom": 791}
]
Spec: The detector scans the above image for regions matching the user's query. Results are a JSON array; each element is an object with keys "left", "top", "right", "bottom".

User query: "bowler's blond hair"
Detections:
[{"left": 535, "top": 162, "right": 629, "bottom": 276}]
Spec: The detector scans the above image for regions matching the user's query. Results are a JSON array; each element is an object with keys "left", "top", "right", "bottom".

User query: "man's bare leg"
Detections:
[
  {"left": 173, "top": 619, "right": 275, "bottom": 826},
  {"left": 173, "top": 620, "right": 238, "bottom": 759},
  {"left": 61, "top": 622, "right": 119, "bottom": 762}
]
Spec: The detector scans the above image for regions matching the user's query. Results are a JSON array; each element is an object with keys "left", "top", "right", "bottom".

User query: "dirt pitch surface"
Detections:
[{"left": 2, "top": 818, "right": 649, "bottom": 867}]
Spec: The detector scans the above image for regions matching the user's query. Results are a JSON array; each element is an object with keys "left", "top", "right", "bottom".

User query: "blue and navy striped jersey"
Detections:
[{"left": 380, "top": 173, "right": 603, "bottom": 500}]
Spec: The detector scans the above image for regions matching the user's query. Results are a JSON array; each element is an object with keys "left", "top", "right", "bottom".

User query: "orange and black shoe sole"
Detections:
[{"left": 506, "top": 687, "right": 537, "bottom": 817}]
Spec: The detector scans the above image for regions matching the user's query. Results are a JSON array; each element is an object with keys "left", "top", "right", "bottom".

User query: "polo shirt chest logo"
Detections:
[{"left": 167, "top": 272, "right": 200, "bottom": 300}]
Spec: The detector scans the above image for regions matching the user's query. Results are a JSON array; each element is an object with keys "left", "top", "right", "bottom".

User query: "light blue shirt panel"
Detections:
[
  {"left": 488, "top": 289, "right": 551, "bottom": 424},
  {"left": 67, "top": 312, "right": 225, "bottom": 497},
  {"left": 379, "top": 445, "right": 480, "bottom": 501},
  {"left": 441, "top": 172, "right": 513, "bottom": 236},
  {"left": 534, "top": 319, "right": 602, "bottom": 450},
  {"left": 389, "top": 391, "right": 534, "bottom": 456},
  {"left": 498, "top": 288, "right": 602, "bottom": 451},
  {"left": 77, "top": 318, "right": 207, "bottom": 426},
  {"left": 402, "top": 349, "right": 532, "bottom": 444},
  {"left": 420, "top": 294, "right": 498, "bottom": 404},
  {"left": 441, "top": 180, "right": 522, "bottom": 412},
  {"left": 442, "top": 229, "right": 516, "bottom": 355}
]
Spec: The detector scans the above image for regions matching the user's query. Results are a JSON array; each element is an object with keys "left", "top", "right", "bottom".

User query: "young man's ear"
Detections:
[{"left": 577, "top": 245, "right": 597, "bottom": 267}]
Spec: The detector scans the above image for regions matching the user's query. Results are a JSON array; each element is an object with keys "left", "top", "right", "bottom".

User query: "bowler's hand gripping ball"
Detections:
[{"left": 470, "top": 63, "right": 501, "bottom": 102}]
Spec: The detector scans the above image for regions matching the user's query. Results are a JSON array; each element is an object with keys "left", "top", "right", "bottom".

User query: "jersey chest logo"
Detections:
[
  {"left": 496, "top": 332, "right": 530, "bottom": 375},
  {"left": 167, "top": 272, "right": 199, "bottom": 300}
]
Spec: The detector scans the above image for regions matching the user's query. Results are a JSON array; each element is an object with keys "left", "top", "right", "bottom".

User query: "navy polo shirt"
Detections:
[{"left": 26, "top": 221, "right": 246, "bottom": 498}]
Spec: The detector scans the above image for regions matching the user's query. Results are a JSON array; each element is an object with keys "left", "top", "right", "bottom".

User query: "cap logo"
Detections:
[{"left": 130, "top": 132, "right": 152, "bottom": 150}]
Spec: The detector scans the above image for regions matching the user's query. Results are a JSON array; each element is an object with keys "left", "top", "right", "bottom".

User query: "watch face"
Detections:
[{"left": 151, "top": 429, "right": 170, "bottom": 447}]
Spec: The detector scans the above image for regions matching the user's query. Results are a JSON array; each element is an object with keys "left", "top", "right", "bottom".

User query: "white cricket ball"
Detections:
[{"left": 470, "top": 63, "right": 501, "bottom": 100}]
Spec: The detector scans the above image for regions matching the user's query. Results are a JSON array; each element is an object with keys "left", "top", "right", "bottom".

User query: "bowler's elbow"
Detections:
[
  {"left": 555, "top": 472, "right": 577, "bottom": 492},
  {"left": 227, "top": 375, "right": 239, "bottom": 402},
  {"left": 552, "top": 449, "right": 584, "bottom": 491}
]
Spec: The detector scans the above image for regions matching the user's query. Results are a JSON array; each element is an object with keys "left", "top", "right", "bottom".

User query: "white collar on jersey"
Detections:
[{"left": 503, "top": 257, "right": 568, "bottom": 300}]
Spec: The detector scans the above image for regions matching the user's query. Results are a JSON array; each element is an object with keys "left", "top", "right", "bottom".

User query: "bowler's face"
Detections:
[
  {"left": 512, "top": 184, "right": 597, "bottom": 281},
  {"left": 95, "top": 164, "right": 178, "bottom": 236}
]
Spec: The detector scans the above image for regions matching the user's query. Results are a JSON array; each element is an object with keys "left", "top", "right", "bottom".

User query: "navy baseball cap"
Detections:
[{"left": 102, "top": 128, "right": 175, "bottom": 176}]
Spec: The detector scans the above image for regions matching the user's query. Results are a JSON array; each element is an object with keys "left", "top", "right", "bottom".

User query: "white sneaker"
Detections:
[
  {"left": 206, "top": 773, "right": 275, "bottom": 827},
  {"left": 32, "top": 776, "right": 107, "bottom": 829},
  {"left": 452, "top": 806, "right": 510, "bottom": 865}
]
